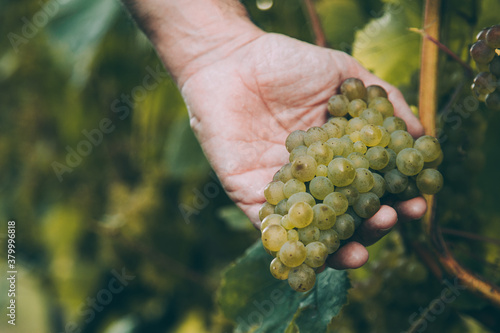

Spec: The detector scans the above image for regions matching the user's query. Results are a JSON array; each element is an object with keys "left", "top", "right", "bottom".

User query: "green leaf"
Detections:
[
  {"left": 217, "top": 241, "right": 350, "bottom": 333},
  {"left": 352, "top": 0, "right": 423, "bottom": 86}
]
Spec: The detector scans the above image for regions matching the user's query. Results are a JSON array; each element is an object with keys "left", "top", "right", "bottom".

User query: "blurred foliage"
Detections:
[{"left": 0, "top": 0, "right": 498, "bottom": 332}]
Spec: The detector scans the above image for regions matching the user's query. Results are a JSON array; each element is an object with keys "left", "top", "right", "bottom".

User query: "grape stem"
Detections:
[
  {"left": 301, "top": 0, "right": 327, "bottom": 47},
  {"left": 419, "top": 0, "right": 500, "bottom": 308}
]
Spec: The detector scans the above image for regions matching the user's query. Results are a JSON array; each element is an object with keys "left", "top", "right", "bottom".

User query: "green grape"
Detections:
[
  {"left": 336, "top": 184, "right": 360, "bottom": 205},
  {"left": 277, "top": 163, "right": 293, "bottom": 183},
  {"left": 473, "top": 72, "right": 497, "bottom": 95},
  {"left": 379, "top": 148, "right": 397, "bottom": 173},
  {"left": 275, "top": 199, "right": 288, "bottom": 215},
  {"left": 333, "top": 214, "right": 356, "bottom": 239},
  {"left": 298, "top": 224, "right": 320, "bottom": 245},
  {"left": 311, "top": 204, "right": 337, "bottom": 230},
  {"left": 389, "top": 130, "right": 414, "bottom": 154},
  {"left": 365, "top": 146, "right": 390, "bottom": 170},
  {"left": 348, "top": 99, "right": 367, "bottom": 118},
  {"left": 485, "top": 91, "right": 500, "bottom": 110},
  {"left": 261, "top": 213, "right": 282, "bottom": 230},
  {"left": 319, "top": 229, "right": 340, "bottom": 254},
  {"left": 339, "top": 136, "right": 354, "bottom": 157},
  {"left": 327, "top": 117, "right": 348, "bottom": 134},
  {"left": 286, "top": 192, "right": 316, "bottom": 210},
  {"left": 286, "top": 130, "right": 306, "bottom": 153},
  {"left": 424, "top": 151, "right": 443, "bottom": 168},
  {"left": 485, "top": 24, "right": 500, "bottom": 48},
  {"left": 259, "top": 202, "right": 276, "bottom": 221},
  {"left": 327, "top": 94, "right": 349, "bottom": 117},
  {"left": 321, "top": 122, "right": 343, "bottom": 138},
  {"left": 270, "top": 257, "right": 290, "bottom": 280},
  {"left": 283, "top": 179, "right": 306, "bottom": 198},
  {"left": 327, "top": 157, "right": 356, "bottom": 186},
  {"left": 414, "top": 135, "right": 441, "bottom": 162},
  {"left": 353, "top": 192, "right": 380, "bottom": 219},
  {"left": 346, "top": 207, "right": 363, "bottom": 228},
  {"left": 397, "top": 178, "right": 420, "bottom": 200},
  {"left": 347, "top": 152, "right": 370, "bottom": 169},
  {"left": 349, "top": 131, "right": 362, "bottom": 143},
  {"left": 368, "top": 97, "right": 394, "bottom": 118},
  {"left": 281, "top": 214, "right": 294, "bottom": 230},
  {"left": 470, "top": 40, "right": 496, "bottom": 63},
  {"left": 309, "top": 176, "right": 335, "bottom": 200},
  {"left": 471, "top": 82, "right": 487, "bottom": 102},
  {"left": 416, "top": 168, "right": 443, "bottom": 194},
  {"left": 346, "top": 117, "right": 368, "bottom": 134},
  {"left": 323, "top": 192, "right": 348, "bottom": 216},
  {"left": 288, "top": 202, "right": 314, "bottom": 228},
  {"left": 360, "top": 124, "right": 383, "bottom": 146},
  {"left": 261, "top": 224, "right": 288, "bottom": 251},
  {"left": 304, "top": 127, "right": 329, "bottom": 146},
  {"left": 288, "top": 264, "right": 316, "bottom": 292},
  {"left": 353, "top": 141, "right": 367, "bottom": 154},
  {"left": 291, "top": 154, "right": 317, "bottom": 182},
  {"left": 366, "top": 85, "right": 388, "bottom": 103},
  {"left": 325, "top": 138, "right": 344, "bottom": 156},
  {"left": 307, "top": 141, "right": 334, "bottom": 165},
  {"left": 289, "top": 145, "right": 308, "bottom": 162},
  {"left": 383, "top": 116, "right": 407, "bottom": 133},
  {"left": 305, "top": 242, "right": 329, "bottom": 267},
  {"left": 376, "top": 126, "right": 390, "bottom": 147},
  {"left": 316, "top": 164, "right": 328, "bottom": 177},
  {"left": 384, "top": 169, "right": 409, "bottom": 194},
  {"left": 279, "top": 241, "right": 307, "bottom": 268},
  {"left": 396, "top": 148, "right": 424, "bottom": 176},
  {"left": 370, "top": 173, "right": 386, "bottom": 198},
  {"left": 340, "top": 78, "right": 367, "bottom": 101},
  {"left": 264, "top": 181, "right": 285, "bottom": 205},
  {"left": 288, "top": 229, "right": 299, "bottom": 241},
  {"left": 352, "top": 168, "right": 375, "bottom": 193},
  {"left": 360, "top": 108, "right": 384, "bottom": 126},
  {"left": 490, "top": 55, "right": 500, "bottom": 76}
]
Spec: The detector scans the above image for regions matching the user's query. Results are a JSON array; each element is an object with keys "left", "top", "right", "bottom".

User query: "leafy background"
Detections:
[{"left": 0, "top": 0, "right": 499, "bottom": 332}]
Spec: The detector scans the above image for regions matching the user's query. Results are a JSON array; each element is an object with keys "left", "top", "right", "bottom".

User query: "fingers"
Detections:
[
  {"left": 394, "top": 196, "right": 428, "bottom": 221},
  {"left": 326, "top": 241, "right": 369, "bottom": 269},
  {"left": 352, "top": 205, "right": 398, "bottom": 246}
]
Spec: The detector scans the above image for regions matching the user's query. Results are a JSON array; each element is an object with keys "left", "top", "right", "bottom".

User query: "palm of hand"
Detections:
[{"left": 181, "top": 33, "right": 422, "bottom": 227}]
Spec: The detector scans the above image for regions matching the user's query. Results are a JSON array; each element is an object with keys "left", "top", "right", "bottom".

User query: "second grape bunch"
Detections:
[{"left": 259, "top": 78, "right": 444, "bottom": 292}]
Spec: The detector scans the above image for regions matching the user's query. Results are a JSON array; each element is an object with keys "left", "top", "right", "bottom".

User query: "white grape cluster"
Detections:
[{"left": 259, "top": 78, "right": 444, "bottom": 292}]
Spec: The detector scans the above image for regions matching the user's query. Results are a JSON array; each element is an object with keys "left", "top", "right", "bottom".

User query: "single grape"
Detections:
[
  {"left": 279, "top": 241, "right": 307, "bottom": 268},
  {"left": 321, "top": 122, "right": 343, "bottom": 138},
  {"left": 352, "top": 168, "right": 375, "bottom": 193},
  {"left": 366, "top": 85, "right": 388, "bottom": 103},
  {"left": 339, "top": 136, "right": 355, "bottom": 157},
  {"left": 346, "top": 117, "right": 369, "bottom": 134},
  {"left": 473, "top": 72, "right": 497, "bottom": 95},
  {"left": 307, "top": 141, "right": 334, "bottom": 165},
  {"left": 289, "top": 145, "right": 308, "bottom": 162},
  {"left": 286, "top": 130, "right": 306, "bottom": 153},
  {"left": 360, "top": 108, "right": 384, "bottom": 126},
  {"left": 353, "top": 192, "right": 380, "bottom": 219},
  {"left": 328, "top": 117, "right": 348, "bottom": 134},
  {"left": 291, "top": 154, "right": 317, "bottom": 182},
  {"left": 288, "top": 264, "right": 316, "bottom": 292},
  {"left": 288, "top": 229, "right": 299, "bottom": 241},
  {"left": 476, "top": 27, "right": 489, "bottom": 40},
  {"left": 304, "top": 127, "right": 329, "bottom": 146},
  {"left": 348, "top": 99, "right": 367, "bottom": 118},
  {"left": 261, "top": 213, "right": 282, "bottom": 230},
  {"left": 259, "top": 202, "right": 276, "bottom": 221},
  {"left": 389, "top": 130, "right": 414, "bottom": 154},
  {"left": 309, "top": 176, "right": 335, "bottom": 200},
  {"left": 383, "top": 116, "right": 407, "bottom": 133},
  {"left": 281, "top": 214, "right": 294, "bottom": 230},
  {"left": 286, "top": 192, "right": 316, "bottom": 210},
  {"left": 396, "top": 148, "right": 424, "bottom": 176},
  {"left": 376, "top": 126, "right": 391, "bottom": 147},
  {"left": 275, "top": 199, "right": 288, "bottom": 215},
  {"left": 327, "top": 157, "right": 356, "bottom": 186},
  {"left": 471, "top": 82, "right": 487, "bottom": 102},
  {"left": 319, "top": 229, "right": 340, "bottom": 254},
  {"left": 298, "top": 224, "right": 320, "bottom": 245},
  {"left": 264, "top": 181, "right": 285, "bottom": 205},
  {"left": 370, "top": 173, "right": 386, "bottom": 198},
  {"left": 353, "top": 141, "right": 367, "bottom": 154},
  {"left": 397, "top": 178, "right": 420, "bottom": 201},
  {"left": 305, "top": 242, "right": 329, "bottom": 267},
  {"left": 424, "top": 151, "right": 443, "bottom": 168},
  {"left": 341, "top": 78, "right": 367, "bottom": 101},
  {"left": 349, "top": 131, "right": 362, "bottom": 143},
  {"left": 360, "top": 124, "right": 383, "bottom": 146},
  {"left": 283, "top": 179, "right": 306, "bottom": 198},
  {"left": 288, "top": 201, "right": 314, "bottom": 228},
  {"left": 323, "top": 192, "right": 349, "bottom": 216},
  {"left": 325, "top": 138, "right": 345, "bottom": 156},
  {"left": 270, "top": 257, "right": 290, "bottom": 280},
  {"left": 470, "top": 40, "right": 496, "bottom": 64},
  {"left": 277, "top": 163, "right": 293, "bottom": 183},
  {"left": 327, "top": 94, "right": 350, "bottom": 117},
  {"left": 485, "top": 24, "right": 500, "bottom": 48},
  {"left": 490, "top": 55, "right": 500, "bottom": 76},
  {"left": 336, "top": 184, "right": 360, "bottom": 205},
  {"left": 416, "top": 168, "right": 444, "bottom": 194},
  {"left": 368, "top": 97, "right": 394, "bottom": 118},
  {"left": 261, "top": 224, "right": 288, "bottom": 251},
  {"left": 346, "top": 207, "right": 363, "bottom": 228},
  {"left": 316, "top": 164, "right": 328, "bottom": 177},
  {"left": 384, "top": 169, "right": 409, "bottom": 194},
  {"left": 414, "top": 135, "right": 442, "bottom": 162},
  {"left": 347, "top": 152, "right": 370, "bottom": 169},
  {"left": 333, "top": 214, "right": 356, "bottom": 239},
  {"left": 485, "top": 90, "right": 500, "bottom": 111},
  {"left": 365, "top": 146, "right": 390, "bottom": 170},
  {"left": 311, "top": 204, "right": 337, "bottom": 230},
  {"left": 379, "top": 148, "right": 397, "bottom": 173}
]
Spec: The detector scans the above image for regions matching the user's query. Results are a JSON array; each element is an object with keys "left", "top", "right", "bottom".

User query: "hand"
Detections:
[{"left": 180, "top": 33, "right": 427, "bottom": 269}]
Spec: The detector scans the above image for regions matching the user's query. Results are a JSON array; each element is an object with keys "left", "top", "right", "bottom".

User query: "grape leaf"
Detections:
[{"left": 217, "top": 241, "right": 350, "bottom": 333}]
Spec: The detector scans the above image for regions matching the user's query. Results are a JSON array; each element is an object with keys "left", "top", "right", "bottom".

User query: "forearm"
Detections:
[{"left": 122, "top": 0, "right": 264, "bottom": 86}]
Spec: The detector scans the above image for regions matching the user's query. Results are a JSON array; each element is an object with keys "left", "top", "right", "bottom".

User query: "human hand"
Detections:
[{"left": 179, "top": 33, "right": 427, "bottom": 269}]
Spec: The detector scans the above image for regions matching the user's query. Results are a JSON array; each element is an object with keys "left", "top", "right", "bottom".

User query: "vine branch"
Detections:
[{"left": 302, "top": 0, "right": 327, "bottom": 47}]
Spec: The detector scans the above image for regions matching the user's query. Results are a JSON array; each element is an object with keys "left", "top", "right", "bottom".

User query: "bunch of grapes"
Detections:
[
  {"left": 470, "top": 24, "right": 500, "bottom": 110},
  {"left": 259, "top": 78, "right": 444, "bottom": 292}
]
